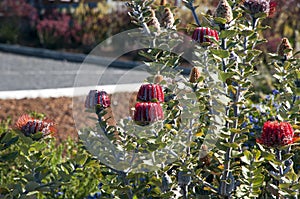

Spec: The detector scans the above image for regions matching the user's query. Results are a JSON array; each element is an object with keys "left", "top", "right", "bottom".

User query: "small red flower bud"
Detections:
[
  {"left": 137, "top": 84, "right": 164, "bottom": 102},
  {"left": 85, "top": 90, "right": 111, "bottom": 109},
  {"left": 256, "top": 121, "right": 294, "bottom": 147},
  {"left": 192, "top": 27, "right": 219, "bottom": 44},
  {"left": 16, "top": 114, "right": 57, "bottom": 137},
  {"left": 133, "top": 102, "right": 164, "bottom": 124}
]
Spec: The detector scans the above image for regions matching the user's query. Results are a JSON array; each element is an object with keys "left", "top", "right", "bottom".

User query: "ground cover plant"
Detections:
[{"left": 1, "top": 0, "right": 300, "bottom": 198}]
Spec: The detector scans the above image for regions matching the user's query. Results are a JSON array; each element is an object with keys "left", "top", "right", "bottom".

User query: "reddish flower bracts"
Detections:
[
  {"left": 257, "top": 121, "right": 294, "bottom": 147},
  {"left": 85, "top": 90, "right": 111, "bottom": 109},
  {"left": 16, "top": 114, "right": 57, "bottom": 137},
  {"left": 133, "top": 102, "right": 164, "bottom": 123},
  {"left": 137, "top": 84, "right": 164, "bottom": 102},
  {"left": 192, "top": 27, "right": 219, "bottom": 44}
]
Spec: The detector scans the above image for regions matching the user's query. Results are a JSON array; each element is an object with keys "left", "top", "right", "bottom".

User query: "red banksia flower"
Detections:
[
  {"left": 134, "top": 102, "right": 164, "bottom": 124},
  {"left": 137, "top": 84, "right": 164, "bottom": 102},
  {"left": 16, "top": 114, "right": 57, "bottom": 137},
  {"left": 256, "top": 121, "right": 294, "bottom": 147},
  {"left": 192, "top": 27, "right": 219, "bottom": 44},
  {"left": 85, "top": 90, "right": 111, "bottom": 109}
]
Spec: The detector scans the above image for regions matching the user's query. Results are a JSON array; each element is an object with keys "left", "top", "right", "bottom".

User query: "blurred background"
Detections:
[{"left": 0, "top": 0, "right": 298, "bottom": 55}]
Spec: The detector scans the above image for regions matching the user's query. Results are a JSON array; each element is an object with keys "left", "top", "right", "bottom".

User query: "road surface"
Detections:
[{"left": 0, "top": 51, "right": 149, "bottom": 91}]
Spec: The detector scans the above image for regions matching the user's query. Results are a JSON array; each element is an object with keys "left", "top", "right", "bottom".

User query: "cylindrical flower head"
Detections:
[
  {"left": 133, "top": 102, "right": 164, "bottom": 123},
  {"left": 277, "top": 37, "right": 293, "bottom": 60},
  {"left": 189, "top": 67, "right": 201, "bottom": 83},
  {"left": 85, "top": 90, "right": 111, "bottom": 109},
  {"left": 192, "top": 27, "right": 219, "bottom": 44},
  {"left": 243, "top": 0, "right": 270, "bottom": 16},
  {"left": 268, "top": 0, "right": 277, "bottom": 17},
  {"left": 161, "top": 8, "right": 175, "bottom": 29},
  {"left": 256, "top": 121, "right": 294, "bottom": 147},
  {"left": 214, "top": 0, "right": 233, "bottom": 23},
  {"left": 16, "top": 114, "right": 57, "bottom": 137},
  {"left": 137, "top": 84, "right": 164, "bottom": 102}
]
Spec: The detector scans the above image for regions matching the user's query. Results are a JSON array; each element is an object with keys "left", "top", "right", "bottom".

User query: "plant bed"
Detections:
[{"left": 0, "top": 92, "right": 137, "bottom": 142}]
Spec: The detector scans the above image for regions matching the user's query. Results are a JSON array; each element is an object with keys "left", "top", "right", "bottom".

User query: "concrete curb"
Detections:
[
  {"left": 0, "top": 43, "right": 139, "bottom": 69},
  {"left": 0, "top": 83, "right": 142, "bottom": 100},
  {"left": 0, "top": 43, "right": 191, "bottom": 74}
]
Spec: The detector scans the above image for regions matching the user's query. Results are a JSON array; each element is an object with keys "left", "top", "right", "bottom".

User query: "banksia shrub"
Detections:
[
  {"left": 16, "top": 114, "right": 57, "bottom": 137},
  {"left": 133, "top": 102, "right": 164, "bottom": 124},
  {"left": 256, "top": 121, "right": 294, "bottom": 147},
  {"left": 192, "top": 27, "right": 219, "bottom": 44},
  {"left": 137, "top": 84, "right": 164, "bottom": 102},
  {"left": 85, "top": 90, "right": 111, "bottom": 109},
  {"left": 214, "top": 0, "right": 233, "bottom": 23},
  {"left": 277, "top": 37, "right": 293, "bottom": 60}
]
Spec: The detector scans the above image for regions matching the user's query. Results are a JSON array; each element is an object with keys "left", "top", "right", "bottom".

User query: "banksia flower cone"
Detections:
[
  {"left": 134, "top": 102, "right": 164, "bottom": 124},
  {"left": 277, "top": 37, "right": 293, "bottom": 60},
  {"left": 137, "top": 84, "right": 164, "bottom": 102},
  {"left": 161, "top": 8, "right": 175, "bottom": 29},
  {"left": 256, "top": 121, "right": 294, "bottom": 147},
  {"left": 85, "top": 90, "right": 111, "bottom": 109},
  {"left": 16, "top": 114, "right": 57, "bottom": 137},
  {"left": 214, "top": 0, "right": 233, "bottom": 23},
  {"left": 189, "top": 67, "right": 201, "bottom": 83},
  {"left": 192, "top": 27, "right": 219, "bottom": 44},
  {"left": 243, "top": 0, "right": 270, "bottom": 16}
]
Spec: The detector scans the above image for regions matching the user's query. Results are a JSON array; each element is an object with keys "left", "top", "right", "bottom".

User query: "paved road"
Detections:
[{"left": 0, "top": 52, "right": 150, "bottom": 91}]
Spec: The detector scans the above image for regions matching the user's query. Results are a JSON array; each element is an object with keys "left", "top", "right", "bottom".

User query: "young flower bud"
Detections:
[
  {"left": 148, "top": 9, "right": 161, "bottom": 32},
  {"left": 161, "top": 7, "right": 175, "bottom": 29},
  {"left": 277, "top": 37, "right": 293, "bottom": 60},
  {"left": 189, "top": 67, "right": 201, "bottom": 83},
  {"left": 154, "top": 74, "right": 164, "bottom": 84},
  {"left": 256, "top": 121, "right": 294, "bottom": 147},
  {"left": 243, "top": 0, "right": 270, "bottom": 16},
  {"left": 214, "top": 0, "right": 233, "bottom": 23},
  {"left": 133, "top": 102, "right": 164, "bottom": 124},
  {"left": 192, "top": 27, "right": 219, "bottom": 44},
  {"left": 85, "top": 90, "right": 111, "bottom": 109},
  {"left": 137, "top": 84, "right": 164, "bottom": 102},
  {"left": 16, "top": 114, "right": 57, "bottom": 137}
]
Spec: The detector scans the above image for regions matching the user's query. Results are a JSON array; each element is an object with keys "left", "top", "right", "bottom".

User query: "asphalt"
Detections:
[{"left": 0, "top": 51, "right": 150, "bottom": 91}]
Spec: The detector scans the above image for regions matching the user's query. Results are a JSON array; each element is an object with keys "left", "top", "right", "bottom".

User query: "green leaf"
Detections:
[
  {"left": 211, "top": 49, "right": 230, "bottom": 59},
  {"left": 214, "top": 17, "right": 227, "bottom": 24},
  {"left": 25, "top": 181, "right": 40, "bottom": 192},
  {"left": 219, "top": 30, "right": 237, "bottom": 39},
  {"left": 0, "top": 151, "right": 18, "bottom": 161},
  {"left": 75, "top": 154, "right": 88, "bottom": 166},
  {"left": 219, "top": 71, "right": 235, "bottom": 82}
]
